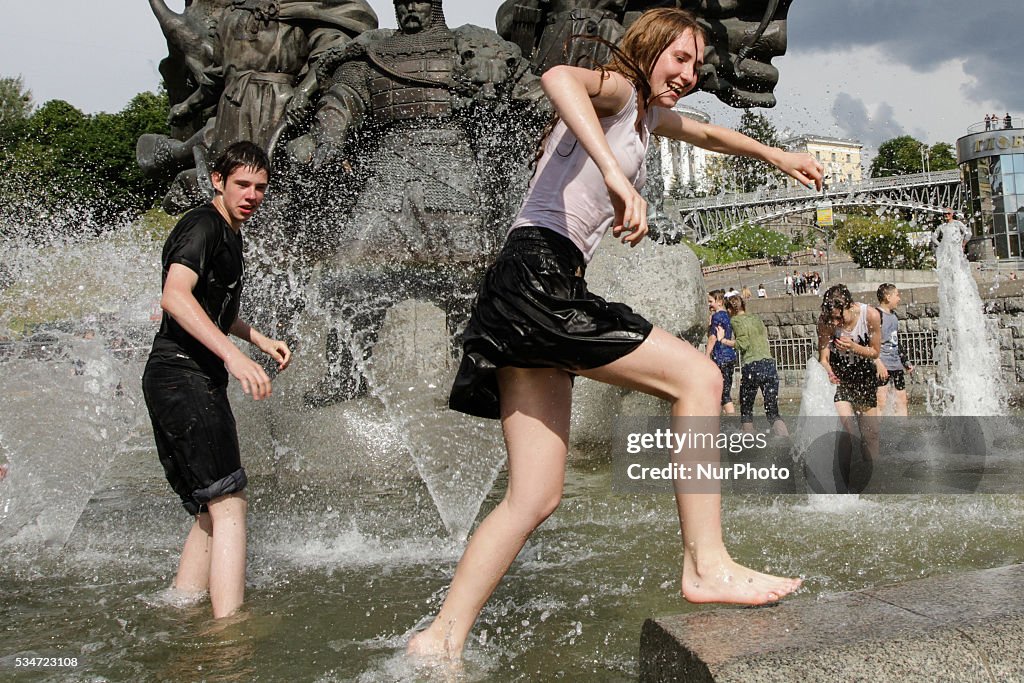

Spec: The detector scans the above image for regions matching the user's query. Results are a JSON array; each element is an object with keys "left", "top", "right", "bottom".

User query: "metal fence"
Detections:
[
  {"left": 900, "top": 330, "right": 938, "bottom": 367},
  {"left": 732, "top": 330, "right": 939, "bottom": 372},
  {"left": 766, "top": 337, "right": 816, "bottom": 372}
]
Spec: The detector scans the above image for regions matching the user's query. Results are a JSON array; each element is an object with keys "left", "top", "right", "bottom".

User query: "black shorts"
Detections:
[
  {"left": 834, "top": 379, "right": 879, "bottom": 411},
  {"left": 142, "top": 359, "right": 247, "bottom": 515},
  {"left": 449, "top": 227, "right": 653, "bottom": 419},
  {"left": 879, "top": 369, "right": 906, "bottom": 391}
]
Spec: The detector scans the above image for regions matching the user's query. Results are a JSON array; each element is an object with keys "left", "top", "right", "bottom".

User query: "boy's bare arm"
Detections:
[
  {"left": 229, "top": 318, "right": 291, "bottom": 371},
  {"left": 161, "top": 263, "right": 274, "bottom": 399}
]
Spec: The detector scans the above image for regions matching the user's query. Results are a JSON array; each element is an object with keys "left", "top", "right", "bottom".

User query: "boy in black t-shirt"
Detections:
[{"left": 142, "top": 141, "right": 291, "bottom": 619}]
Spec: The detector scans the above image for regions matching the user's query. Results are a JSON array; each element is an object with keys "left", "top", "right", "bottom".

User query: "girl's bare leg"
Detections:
[
  {"left": 408, "top": 367, "right": 572, "bottom": 660},
  {"left": 581, "top": 328, "right": 801, "bottom": 605}
]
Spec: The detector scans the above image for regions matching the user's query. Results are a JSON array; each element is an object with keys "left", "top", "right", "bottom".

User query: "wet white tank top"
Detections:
[{"left": 510, "top": 86, "right": 662, "bottom": 263}]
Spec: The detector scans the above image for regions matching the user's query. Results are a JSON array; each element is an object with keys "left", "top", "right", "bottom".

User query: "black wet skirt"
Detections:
[{"left": 449, "top": 227, "right": 653, "bottom": 419}]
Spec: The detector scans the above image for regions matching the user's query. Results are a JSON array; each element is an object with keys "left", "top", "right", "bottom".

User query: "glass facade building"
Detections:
[{"left": 957, "top": 127, "right": 1024, "bottom": 258}]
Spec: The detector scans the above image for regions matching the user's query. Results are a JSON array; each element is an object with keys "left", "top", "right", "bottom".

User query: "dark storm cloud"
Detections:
[
  {"left": 786, "top": 1, "right": 1023, "bottom": 111},
  {"left": 831, "top": 93, "right": 907, "bottom": 149}
]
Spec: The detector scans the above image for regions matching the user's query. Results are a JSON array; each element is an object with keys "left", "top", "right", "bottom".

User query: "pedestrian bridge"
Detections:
[{"left": 674, "top": 169, "right": 962, "bottom": 243}]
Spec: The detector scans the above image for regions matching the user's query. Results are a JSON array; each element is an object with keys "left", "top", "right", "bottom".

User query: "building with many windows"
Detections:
[
  {"left": 956, "top": 117, "right": 1024, "bottom": 259},
  {"left": 780, "top": 134, "right": 864, "bottom": 187},
  {"left": 657, "top": 103, "right": 720, "bottom": 197}
]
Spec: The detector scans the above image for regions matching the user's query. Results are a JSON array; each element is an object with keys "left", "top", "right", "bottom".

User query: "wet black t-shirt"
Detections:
[{"left": 148, "top": 204, "right": 244, "bottom": 384}]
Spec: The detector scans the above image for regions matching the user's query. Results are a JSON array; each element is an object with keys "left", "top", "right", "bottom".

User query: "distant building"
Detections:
[
  {"left": 780, "top": 134, "right": 864, "bottom": 188},
  {"left": 956, "top": 116, "right": 1024, "bottom": 259},
  {"left": 658, "top": 103, "right": 721, "bottom": 197}
]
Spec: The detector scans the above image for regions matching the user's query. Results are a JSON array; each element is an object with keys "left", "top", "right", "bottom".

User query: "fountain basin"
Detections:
[{"left": 640, "top": 563, "right": 1024, "bottom": 682}]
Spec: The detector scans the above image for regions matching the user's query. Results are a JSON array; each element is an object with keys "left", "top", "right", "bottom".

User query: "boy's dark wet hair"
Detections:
[
  {"left": 211, "top": 141, "right": 271, "bottom": 181},
  {"left": 876, "top": 283, "right": 897, "bottom": 303}
]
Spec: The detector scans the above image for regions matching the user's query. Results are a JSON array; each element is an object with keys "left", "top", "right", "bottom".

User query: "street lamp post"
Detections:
[{"left": 816, "top": 183, "right": 834, "bottom": 281}]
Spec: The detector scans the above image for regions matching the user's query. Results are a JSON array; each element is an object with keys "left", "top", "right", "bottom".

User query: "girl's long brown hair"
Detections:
[{"left": 530, "top": 8, "right": 707, "bottom": 170}]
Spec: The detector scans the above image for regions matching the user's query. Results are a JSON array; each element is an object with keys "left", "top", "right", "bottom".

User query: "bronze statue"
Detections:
[
  {"left": 138, "top": 0, "right": 378, "bottom": 212},
  {"left": 289, "top": 0, "right": 542, "bottom": 264},
  {"left": 289, "top": 0, "right": 546, "bottom": 404},
  {"left": 496, "top": 0, "right": 792, "bottom": 108}
]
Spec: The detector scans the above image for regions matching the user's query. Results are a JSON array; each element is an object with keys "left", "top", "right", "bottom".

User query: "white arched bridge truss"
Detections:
[{"left": 674, "top": 170, "right": 963, "bottom": 244}]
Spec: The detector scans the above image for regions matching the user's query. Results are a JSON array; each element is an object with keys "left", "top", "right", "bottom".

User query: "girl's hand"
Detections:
[
  {"left": 834, "top": 336, "right": 854, "bottom": 352},
  {"left": 606, "top": 171, "right": 648, "bottom": 246},
  {"left": 771, "top": 150, "right": 824, "bottom": 191},
  {"left": 715, "top": 325, "right": 726, "bottom": 341},
  {"left": 821, "top": 360, "right": 840, "bottom": 385}
]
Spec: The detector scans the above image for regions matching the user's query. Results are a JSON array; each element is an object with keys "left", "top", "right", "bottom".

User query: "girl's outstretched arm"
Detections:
[{"left": 654, "top": 111, "right": 824, "bottom": 190}]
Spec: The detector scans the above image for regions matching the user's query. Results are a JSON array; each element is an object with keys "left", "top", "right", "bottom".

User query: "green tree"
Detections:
[
  {"left": 704, "top": 110, "right": 785, "bottom": 194},
  {"left": 0, "top": 76, "right": 33, "bottom": 128},
  {"left": 74, "top": 92, "right": 171, "bottom": 213},
  {"left": 732, "top": 110, "right": 785, "bottom": 192},
  {"left": 834, "top": 215, "right": 930, "bottom": 269},
  {"left": 703, "top": 153, "right": 731, "bottom": 194},
  {"left": 695, "top": 223, "right": 796, "bottom": 264},
  {"left": 927, "top": 142, "right": 958, "bottom": 171},
  {"left": 870, "top": 136, "right": 923, "bottom": 177},
  {"left": 0, "top": 92, "right": 170, "bottom": 231}
]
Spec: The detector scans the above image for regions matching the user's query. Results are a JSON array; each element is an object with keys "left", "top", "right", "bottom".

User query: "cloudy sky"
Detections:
[{"left": 0, "top": 1, "right": 1017, "bottom": 161}]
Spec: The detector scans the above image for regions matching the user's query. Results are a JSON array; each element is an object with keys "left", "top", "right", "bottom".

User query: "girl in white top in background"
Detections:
[
  {"left": 412, "top": 8, "right": 823, "bottom": 662},
  {"left": 817, "top": 283, "right": 883, "bottom": 491}
]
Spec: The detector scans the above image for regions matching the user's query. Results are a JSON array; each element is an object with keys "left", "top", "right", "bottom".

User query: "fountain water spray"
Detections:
[{"left": 930, "top": 220, "right": 1007, "bottom": 415}]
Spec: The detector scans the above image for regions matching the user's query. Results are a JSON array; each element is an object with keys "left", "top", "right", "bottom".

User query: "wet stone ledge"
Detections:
[{"left": 639, "top": 563, "right": 1024, "bottom": 682}]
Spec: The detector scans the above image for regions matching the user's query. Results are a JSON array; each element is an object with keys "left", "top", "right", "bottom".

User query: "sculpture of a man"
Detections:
[
  {"left": 293, "top": 0, "right": 540, "bottom": 262},
  {"left": 290, "top": 0, "right": 545, "bottom": 404},
  {"left": 138, "top": 0, "right": 378, "bottom": 212}
]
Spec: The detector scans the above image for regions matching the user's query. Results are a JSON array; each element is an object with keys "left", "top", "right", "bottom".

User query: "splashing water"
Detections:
[{"left": 930, "top": 220, "right": 1007, "bottom": 415}]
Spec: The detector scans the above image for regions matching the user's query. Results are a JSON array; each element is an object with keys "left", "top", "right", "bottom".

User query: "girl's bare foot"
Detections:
[
  {"left": 682, "top": 550, "right": 801, "bottom": 605},
  {"left": 407, "top": 625, "right": 462, "bottom": 663}
]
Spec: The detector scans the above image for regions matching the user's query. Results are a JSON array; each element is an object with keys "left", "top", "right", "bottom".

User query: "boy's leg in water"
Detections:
[
  {"left": 408, "top": 367, "right": 572, "bottom": 660},
  {"left": 894, "top": 389, "right": 909, "bottom": 416},
  {"left": 581, "top": 328, "right": 801, "bottom": 605},
  {"left": 207, "top": 491, "right": 248, "bottom": 619},
  {"left": 175, "top": 511, "right": 214, "bottom": 593}
]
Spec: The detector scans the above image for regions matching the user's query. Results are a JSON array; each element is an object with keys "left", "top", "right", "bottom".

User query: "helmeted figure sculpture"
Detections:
[
  {"left": 138, "top": 0, "right": 378, "bottom": 212},
  {"left": 292, "top": 0, "right": 546, "bottom": 404},
  {"left": 497, "top": 0, "right": 793, "bottom": 108}
]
